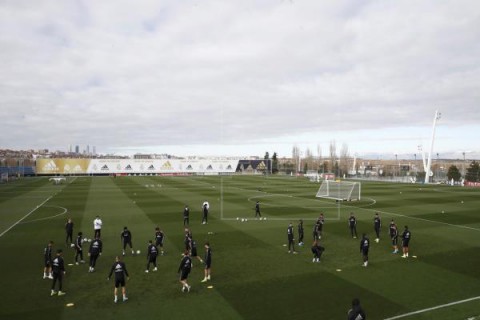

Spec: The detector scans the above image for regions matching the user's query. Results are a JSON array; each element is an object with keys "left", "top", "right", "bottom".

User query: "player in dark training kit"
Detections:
[
  {"left": 200, "top": 242, "right": 212, "bottom": 282},
  {"left": 298, "top": 219, "right": 304, "bottom": 246},
  {"left": 287, "top": 223, "right": 297, "bottom": 254},
  {"left": 65, "top": 218, "right": 73, "bottom": 245},
  {"left": 389, "top": 219, "right": 399, "bottom": 254},
  {"left": 121, "top": 227, "right": 134, "bottom": 256},
  {"left": 183, "top": 205, "right": 190, "bottom": 226},
  {"left": 348, "top": 213, "right": 358, "bottom": 239},
  {"left": 88, "top": 236, "right": 103, "bottom": 272},
  {"left": 74, "top": 232, "right": 85, "bottom": 265},
  {"left": 184, "top": 228, "right": 192, "bottom": 253},
  {"left": 311, "top": 240, "right": 325, "bottom": 263},
  {"left": 107, "top": 256, "right": 129, "bottom": 303},
  {"left": 347, "top": 298, "right": 366, "bottom": 320},
  {"left": 317, "top": 213, "right": 325, "bottom": 238},
  {"left": 313, "top": 222, "right": 320, "bottom": 241},
  {"left": 51, "top": 249, "right": 66, "bottom": 296},
  {"left": 145, "top": 240, "right": 158, "bottom": 273},
  {"left": 401, "top": 226, "right": 411, "bottom": 258},
  {"left": 43, "top": 241, "right": 54, "bottom": 279},
  {"left": 360, "top": 233, "right": 370, "bottom": 267},
  {"left": 178, "top": 250, "right": 192, "bottom": 292},
  {"left": 373, "top": 212, "right": 381, "bottom": 243},
  {"left": 255, "top": 201, "right": 261, "bottom": 218},
  {"left": 155, "top": 227, "right": 165, "bottom": 255}
]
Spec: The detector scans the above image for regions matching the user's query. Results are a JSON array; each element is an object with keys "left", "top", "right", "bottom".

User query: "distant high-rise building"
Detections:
[
  {"left": 93, "top": 146, "right": 96, "bottom": 155},
  {"left": 87, "top": 145, "right": 90, "bottom": 155},
  {"left": 75, "top": 145, "right": 79, "bottom": 154}
]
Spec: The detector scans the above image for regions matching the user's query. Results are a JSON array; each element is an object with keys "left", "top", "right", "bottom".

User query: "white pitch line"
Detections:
[
  {"left": 20, "top": 206, "right": 68, "bottom": 224},
  {"left": 384, "top": 296, "right": 480, "bottom": 320},
  {"left": 370, "top": 208, "right": 480, "bottom": 232},
  {"left": 0, "top": 196, "right": 52, "bottom": 238}
]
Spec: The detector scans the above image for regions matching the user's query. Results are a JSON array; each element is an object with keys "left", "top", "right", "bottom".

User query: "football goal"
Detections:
[
  {"left": 305, "top": 170, "right": 320, "bottom": 182},
  {"left": 316, "top": 180, "right": 361, "bottom": 201}
]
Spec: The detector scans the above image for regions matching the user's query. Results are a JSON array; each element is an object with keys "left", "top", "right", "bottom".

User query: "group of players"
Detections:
[
  {"left": 43, "top": 202, "right": 213, "bottom": 302},
  {"left": 281, "top": 207, "right": 412, "bottom": 267},
  {"left": 347, "top": 211, "right": 412, "bottom": 267}
]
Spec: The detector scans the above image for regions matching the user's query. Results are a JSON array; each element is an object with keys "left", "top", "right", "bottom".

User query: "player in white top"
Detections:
[
  {"left": 202, "top": 201, "right": 209, "bottom": 224},
  {"left": 202, "top": 201, "right": 209, "bottom": 210},
  {"left": 94, "top": 216, "right": 103, "bottom": 239}
]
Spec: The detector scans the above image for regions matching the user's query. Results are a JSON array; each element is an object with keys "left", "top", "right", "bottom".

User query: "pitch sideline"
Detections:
[{"left": 384, "top": 295, "right": 480, "bottom": 319}]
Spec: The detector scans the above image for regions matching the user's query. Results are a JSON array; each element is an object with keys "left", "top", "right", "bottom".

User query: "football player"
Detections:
[
  {"left": 401, "top": 226, "right": 411, "bottom": 258},
  {"left": 389, "top": 219, "right": 399, "bottom": 254},
  {"left": 51, "top": 249, "right": 66, "bottom": 296},
  {"left": 43, "top": 241, "right": 54, "bottom": 279},
  {"left": 121, "top": 226, "right": 134, "bottom": 256},
  {"left": 107, "top": 256, "right": 129, "bottom": 303}
]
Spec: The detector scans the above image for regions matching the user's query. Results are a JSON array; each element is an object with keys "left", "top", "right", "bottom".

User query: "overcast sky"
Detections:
[{"left": 1, "top": 0, "right": 479, "bottom": 159}]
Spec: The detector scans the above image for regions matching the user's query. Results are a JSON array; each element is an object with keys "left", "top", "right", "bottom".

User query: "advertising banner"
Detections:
[
  {"left": 37, "top": 158, "right": 239, "bottom": 175},
  {"left": 36, "top": 159, "right": 91, "bottom": 174}
]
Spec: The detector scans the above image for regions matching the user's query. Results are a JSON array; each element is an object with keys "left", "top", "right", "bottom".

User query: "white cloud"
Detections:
[{"left": 1, "top": 0, "right": 479, "bottom": 158}]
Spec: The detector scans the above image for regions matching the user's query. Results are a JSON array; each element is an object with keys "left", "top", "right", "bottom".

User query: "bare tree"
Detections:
[
  {"left": 329, "top": 140, "right": 337, "bottom": 174},
  {"left": 340, "top": 143, "right": 350, "bottom": 176},
  {"left": 292, "top": 145, "right": 300, "bottom": 173},
  {"left": 317, "top": 144, "right": 322, "bottom": 172},
  {"left": 303, "top": 147, "right": 312, "bottom": 172}
]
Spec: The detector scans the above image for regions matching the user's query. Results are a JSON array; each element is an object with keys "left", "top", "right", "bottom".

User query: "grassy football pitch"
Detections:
[{"left": 1, "top": 175, "right": 480, "bottom": 320}]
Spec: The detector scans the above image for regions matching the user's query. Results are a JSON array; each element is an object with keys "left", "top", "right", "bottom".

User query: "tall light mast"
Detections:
[
  {"left": 424, "top": 110, "right": 441, "bottom": 184},
  {"left": 418, "top": 145, "right": 427, "bottom": 172}
]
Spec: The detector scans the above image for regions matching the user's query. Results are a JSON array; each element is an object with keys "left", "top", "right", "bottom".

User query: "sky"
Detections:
[{"left": 1, "top": 0, "right": 479, "bottom": 159}]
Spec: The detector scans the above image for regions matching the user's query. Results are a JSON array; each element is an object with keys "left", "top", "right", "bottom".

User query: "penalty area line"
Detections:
[
  {"left": 384, "top": 296, "right": 480, "bottom": 320},
  {"left": 0, "top": 196, "right": 52, "bottom": 238}
]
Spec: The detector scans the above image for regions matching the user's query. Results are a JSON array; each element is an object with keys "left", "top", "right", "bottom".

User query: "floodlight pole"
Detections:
[
  {"left": 418, "top": 145, "right": 427, "bottom": 172},
  {"left": 424, "top": 110, "right": 441, "bottom": 184},
  {"left": 414, "top": 153, "right": 417, "bottom": 175}
]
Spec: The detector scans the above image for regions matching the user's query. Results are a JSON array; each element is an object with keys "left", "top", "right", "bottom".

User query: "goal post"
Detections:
[{"left": 316, "top": 180, "right": 361, "bottom": 201}]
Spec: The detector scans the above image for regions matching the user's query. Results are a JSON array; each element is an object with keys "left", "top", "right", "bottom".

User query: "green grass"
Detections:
[{"left": 1, "top": 176, "right": 480, "bottom": 320}]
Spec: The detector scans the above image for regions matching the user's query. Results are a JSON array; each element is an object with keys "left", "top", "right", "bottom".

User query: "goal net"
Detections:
[
  {"left": 305, "top": 170, "right": 320, "bottom": 182},
  {"left": 316, "top": 180, "right": 361, "bottom": 201}
]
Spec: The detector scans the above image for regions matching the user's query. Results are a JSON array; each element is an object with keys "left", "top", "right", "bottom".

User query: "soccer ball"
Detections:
[
  {"left": 136, "top": 250, "right": 141, "bottom": 254},
  {"left": 236, "top": 217, "right": 239, "bottom": 220},
  {"left": 87, "top": 239, "right": 92, "bottom": 242},
  {"left": 70, "top": 243, "right": 75, "bottom": 248},
  {"left": 241, "top": 219, "right": 245, "bottom": 222},
  {"left": 83, "top": 238, "right": 88, "bottom": 242},
  {"left": 245, "top": 219, "right": 248, "bottom": 222}
]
